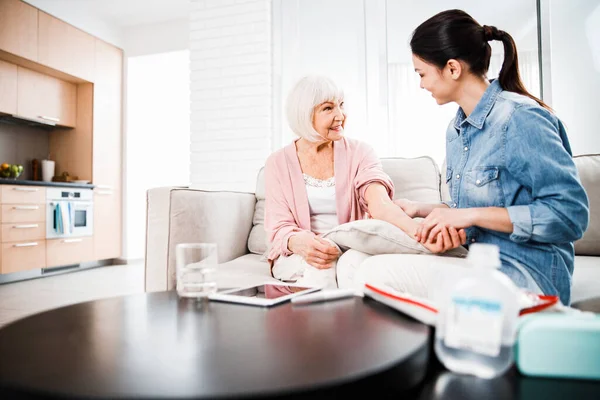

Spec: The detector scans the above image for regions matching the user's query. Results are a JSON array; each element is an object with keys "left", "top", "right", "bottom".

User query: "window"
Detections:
[{"left": 126, "top": 50, "right": 190, "bottom": 259}]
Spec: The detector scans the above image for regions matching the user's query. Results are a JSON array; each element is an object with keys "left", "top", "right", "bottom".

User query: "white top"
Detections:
[{"left": 303, "top": 174, "right": 338, "bottom": 235}]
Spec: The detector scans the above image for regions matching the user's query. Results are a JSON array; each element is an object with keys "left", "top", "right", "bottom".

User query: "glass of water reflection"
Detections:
[{"left": 176, "top": 243, "right": 218, "bottom": 298}]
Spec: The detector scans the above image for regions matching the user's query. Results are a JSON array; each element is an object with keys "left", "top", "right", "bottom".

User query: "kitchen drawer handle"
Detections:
[
  {"left": 13, "top": 224, "right": 39, "bottom": 229},
  {"left": 13, "top": 187, "right": 39, "bottom": 192},
  {"left": 62, "top": 239, "right": 83, "bottom": 243},
  {"left": 95, "top": 185, "right": 112, "bottom": 190},
  {"left": 38, "top": 115, "right": 60, "bottom": 122},
  {"left": 13, "top": 206, "right": 40, "bottom": 210},
  {"left": 13, "top": 242, "right": 38, "bottom": 248},
  {"left": 96, "top": 190, "right": 113, "bottom": 196}
]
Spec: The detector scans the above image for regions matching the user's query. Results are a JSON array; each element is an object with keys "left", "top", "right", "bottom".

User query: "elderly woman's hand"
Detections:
[
  {"left": 288, "top": 232, "right": 340, "bottom": 269},
  {"left": 393, "top": 198, "right": 422, "bottom": 218}
]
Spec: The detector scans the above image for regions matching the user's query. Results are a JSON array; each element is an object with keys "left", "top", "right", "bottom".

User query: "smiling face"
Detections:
[
  {"left": 311, "top": 99, "right": 346, "bottom": 141},
  {"left": 412, "top": 54, "right": 459, "bottom": 105}
]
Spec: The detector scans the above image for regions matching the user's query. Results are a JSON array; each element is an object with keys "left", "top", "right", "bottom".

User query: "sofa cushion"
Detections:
[
  {"left": 248, "top": 167, "right": 269, "bottom": 255},
  {"left": 573, "top": 155, "right": 600, "bottom": 256},
  {"left": 571, "top": 255, "right": 600, "bottom": 304},
  {"left": 381, "top": 156, "right": 442, "bottom": 203},
  {"left": 321, "top": 219, "right": 468, "bottom": 257}
]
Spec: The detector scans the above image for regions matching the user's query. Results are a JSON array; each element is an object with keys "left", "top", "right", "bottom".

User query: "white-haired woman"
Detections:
[{"left": 264, "top": 75, "right": 466, "bottom": 289}]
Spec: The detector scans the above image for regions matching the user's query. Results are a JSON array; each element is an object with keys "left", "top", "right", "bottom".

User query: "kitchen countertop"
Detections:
[{"left": 0, "top": 179, "right": 95, "bottom": 190}]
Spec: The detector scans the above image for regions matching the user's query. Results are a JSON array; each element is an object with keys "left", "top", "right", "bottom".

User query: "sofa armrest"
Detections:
[{"left": 145, "top": 187, "right": 256, "bottom": 292}]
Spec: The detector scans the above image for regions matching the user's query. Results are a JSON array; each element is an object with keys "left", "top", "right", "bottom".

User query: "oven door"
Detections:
[{"left": 47, "top": 201, "right": 94, "bottom": 238}]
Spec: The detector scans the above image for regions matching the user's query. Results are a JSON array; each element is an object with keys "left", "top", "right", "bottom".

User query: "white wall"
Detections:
[
  {"left": 189, "top": 0, "right": 272, "bottom": 192},
  {"left": 547, "top": 0, "right": 600, "bottom": 156}
]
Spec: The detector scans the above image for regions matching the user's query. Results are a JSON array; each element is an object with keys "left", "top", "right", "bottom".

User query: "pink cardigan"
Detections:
[{"left": 264, "top": 137, "right": 394, "bottom": 263}]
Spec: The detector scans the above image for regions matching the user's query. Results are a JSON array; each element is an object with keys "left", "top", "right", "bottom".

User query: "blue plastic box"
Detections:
[{"left": 516, "top": 313, "right": 600, "bottom": 380}]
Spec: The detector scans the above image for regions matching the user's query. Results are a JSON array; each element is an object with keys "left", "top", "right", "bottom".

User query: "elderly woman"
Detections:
[{"left": 264, "top": 75, "right": 467, "bottom": 289}]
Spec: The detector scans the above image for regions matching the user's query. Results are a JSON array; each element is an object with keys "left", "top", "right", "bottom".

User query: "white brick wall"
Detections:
[{"left": 190, "top": 0, "right": 272, "bottom": 192}]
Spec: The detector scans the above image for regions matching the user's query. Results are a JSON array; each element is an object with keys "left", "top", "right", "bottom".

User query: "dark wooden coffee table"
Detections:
[{"left": 0, "top": 291, "right": 431, "bottom": 399}]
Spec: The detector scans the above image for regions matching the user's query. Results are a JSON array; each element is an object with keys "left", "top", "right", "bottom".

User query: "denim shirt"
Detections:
[{"left": 444, "top": 80, "right": 589, "bottom": 305}]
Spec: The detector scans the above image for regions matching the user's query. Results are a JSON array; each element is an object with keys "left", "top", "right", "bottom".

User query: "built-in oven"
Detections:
[{"left": 46, "top": 188, "right": 93, "bottom": 239}]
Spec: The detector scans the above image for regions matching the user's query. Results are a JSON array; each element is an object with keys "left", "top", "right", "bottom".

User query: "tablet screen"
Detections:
[{"left": 224, "top": 284, "right": 314, "bottom": 299}]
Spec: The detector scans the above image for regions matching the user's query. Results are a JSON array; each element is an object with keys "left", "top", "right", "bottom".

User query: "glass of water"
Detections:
[{"left": 176, "top": 243, "right": 218, "bottom": 298}]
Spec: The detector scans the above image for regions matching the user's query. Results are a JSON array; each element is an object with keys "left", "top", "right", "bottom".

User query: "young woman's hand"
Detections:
[
  {"left": 416, "top": 208, "right": 474, "bottom": 244},
  {"left": 420, "top": 226, "right": 467, "bottom": 253},
  {"left": 288, "top": 232, "right": 340, "bottom": 269}
]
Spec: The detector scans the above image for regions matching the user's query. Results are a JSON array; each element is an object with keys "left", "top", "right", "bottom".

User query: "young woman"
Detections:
[{"left": 391, "top": 9, "right": 589, "bottom": 305}]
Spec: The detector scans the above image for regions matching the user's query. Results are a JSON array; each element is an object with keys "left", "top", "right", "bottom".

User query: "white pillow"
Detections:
[{"left": 321, "top": 219, "right": 468, "bottom": 258}]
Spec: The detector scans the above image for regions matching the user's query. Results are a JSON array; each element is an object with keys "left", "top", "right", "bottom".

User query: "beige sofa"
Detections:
[{"left": 145, "top": 155, "right": 600, "bottom": 305}]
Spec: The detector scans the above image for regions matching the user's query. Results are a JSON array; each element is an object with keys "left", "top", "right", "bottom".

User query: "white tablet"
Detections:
[{"left": 208, "top": 282, "right": 321, "bottom": 307}]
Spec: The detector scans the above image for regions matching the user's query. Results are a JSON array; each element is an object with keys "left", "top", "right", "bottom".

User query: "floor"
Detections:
[{"left": 0, "top": 261, "right": 145, "bottom": 329}]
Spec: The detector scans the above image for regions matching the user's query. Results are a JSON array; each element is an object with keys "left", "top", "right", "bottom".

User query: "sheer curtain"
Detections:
[{"left": 273, "top": 0, "right": 541, "bottom": 168}]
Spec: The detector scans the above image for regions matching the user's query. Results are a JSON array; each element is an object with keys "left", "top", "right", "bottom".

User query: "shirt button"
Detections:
[
  {"left": 476, "top": 179, "right": 481, "bottom": 185},
  {"left": 464, "top": 147, "right": 468, "bottom": 151},
  {"left": 456, "top": 174, "right": 460, "bottom": 180}
]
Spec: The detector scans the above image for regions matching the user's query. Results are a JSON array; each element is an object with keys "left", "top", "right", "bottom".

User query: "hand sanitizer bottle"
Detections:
[{"left": 434, "top": 243, "right": 520, "bottom": 379}]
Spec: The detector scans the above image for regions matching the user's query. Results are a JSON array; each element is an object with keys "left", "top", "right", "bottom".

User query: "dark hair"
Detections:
[{"left": 410, "top": 9, "right": 551, "bottom": 111}]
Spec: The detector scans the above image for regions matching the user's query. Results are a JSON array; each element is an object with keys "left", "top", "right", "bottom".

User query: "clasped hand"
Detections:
[
  {"left": 416, "top": 208, "right": 475, "bottom": 252},
  {"left": 395, "top": 199, "right": 471, "bottom": 253}
]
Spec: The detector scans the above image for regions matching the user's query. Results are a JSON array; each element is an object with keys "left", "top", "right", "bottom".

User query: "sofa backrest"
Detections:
[
  {"left": 247, "top": 156, "right": 443, "bottom": 255},
  {"left": 573, "top": 154, "right": 600, "bottom": 255}
]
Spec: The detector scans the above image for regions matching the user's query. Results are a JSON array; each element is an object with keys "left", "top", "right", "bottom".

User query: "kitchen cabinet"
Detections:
[
  {"left": 1, "top": 241, "right": 46, "bottom": 274},
  {"left": 46, "top": 237, "right": 94, "bottom": 268},
  {"left": 0, "top": 59, "right": 17, "bottom": 115},
  {"left": 92, "top": 39, "right": 123, "bottom": 261},
  {"left": 38, "top": 11, "right": 95, "bottom": 82},
  {"left": 0, "top": 185, "right": 47, "bottom": 274},
  {"left": 93, "top": 188, "right": 121, "bottom": 261},
  {"left": 17, "top": 66, "right": 77, "bottom": 127},
  {"left": 0, "top": 0, "right": 38, "bottom": 62}
]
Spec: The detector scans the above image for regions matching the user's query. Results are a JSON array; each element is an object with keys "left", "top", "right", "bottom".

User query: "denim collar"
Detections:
[{"left": 453, "top": 79, "right": 503, "bottom": 131}]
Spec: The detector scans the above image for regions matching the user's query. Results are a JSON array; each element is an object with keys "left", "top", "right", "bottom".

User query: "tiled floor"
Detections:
[{"left": 0, "top": 262, "right": 145, "bottom": 329}]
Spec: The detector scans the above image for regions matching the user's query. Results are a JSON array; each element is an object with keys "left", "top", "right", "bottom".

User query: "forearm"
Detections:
[
  {"left": 365, "top": 185, "right": 419, "bottom": 236},
  {"left": 375, "top": 202, "right": 419, "bottom": 236},
  {"left": 471, "top": 207, "right": 513, "bottom": 233},
  {"left": 418, "top": 202, "right": 450, "bottom": 218}
]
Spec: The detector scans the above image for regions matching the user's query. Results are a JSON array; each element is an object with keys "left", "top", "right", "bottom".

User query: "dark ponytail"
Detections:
[{"left": 410, "top": 9, "right": 551, "bottom": 111}]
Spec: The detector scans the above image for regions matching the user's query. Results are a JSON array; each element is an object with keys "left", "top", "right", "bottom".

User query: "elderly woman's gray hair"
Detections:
[{"left": 285, "top": 75, "right": 344, "bottom": 142}]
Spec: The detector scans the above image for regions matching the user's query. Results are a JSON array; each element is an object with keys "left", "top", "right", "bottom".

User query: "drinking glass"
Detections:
[{"left": 176, "top": 243, "right": 218, "bottom": 298}]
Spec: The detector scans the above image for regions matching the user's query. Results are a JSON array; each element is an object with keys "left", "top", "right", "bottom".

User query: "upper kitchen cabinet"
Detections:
[
  {"left": 0, "top": 59, "right": 17, "bottom": 115},
  {"left": 38, "top": 11, "right": 95, "bottom": 82},
  {"left": 0, "top": 0, "right": 38, "bottom": 61},
  {"left": 93, "top": 39, "right": 123, "bottom": 188},
  {"left": 17, "top": 66, "right": 77, "bottom": 127}
]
